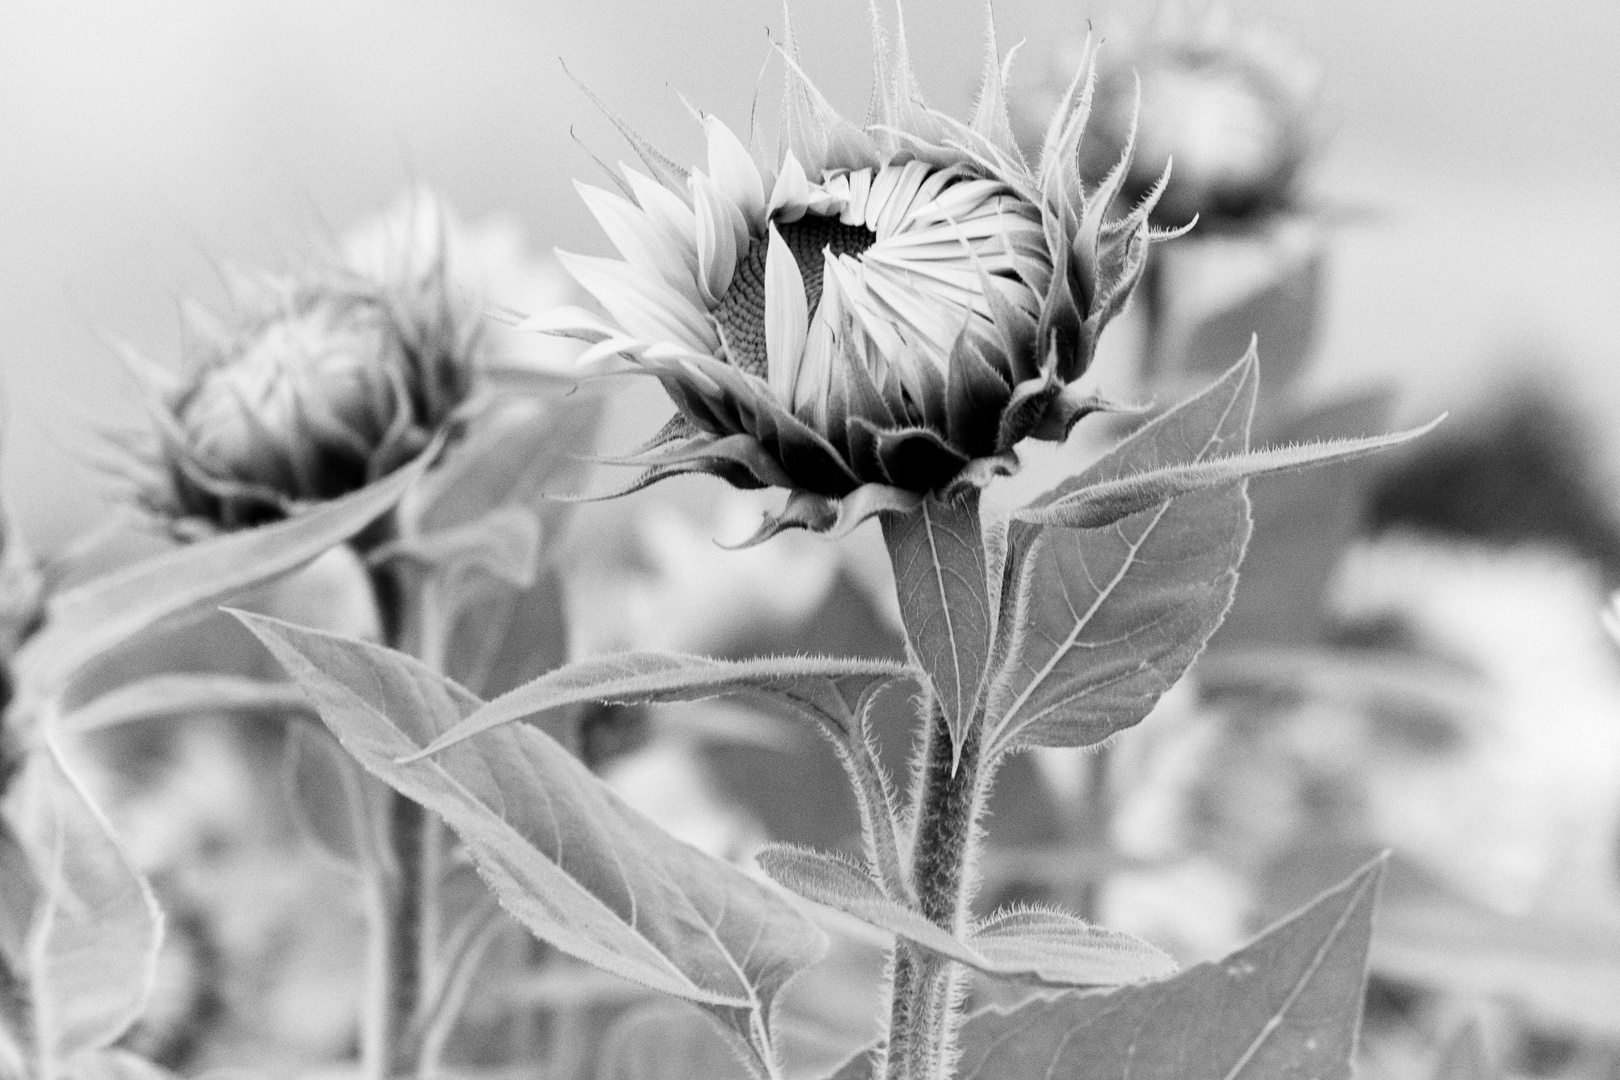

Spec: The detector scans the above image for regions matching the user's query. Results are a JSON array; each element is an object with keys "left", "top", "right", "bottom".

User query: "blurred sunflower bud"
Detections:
[
  {"left": 533, "top": 11, "right": 1177, "bottom": 541},
  {"left": 121, "top": 199, "right": 485, "bottom": 533},
  {"left": 1023, "top": 8, "right": 1321, "bottom": 232}
]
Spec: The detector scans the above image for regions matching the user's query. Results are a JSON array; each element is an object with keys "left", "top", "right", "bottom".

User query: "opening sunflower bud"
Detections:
[
  {"left": 535, "top": 8, "right": 1174, "bottom": 541},
  {"left": 125, "top": 231, "right": 483, "bottom": 533}
]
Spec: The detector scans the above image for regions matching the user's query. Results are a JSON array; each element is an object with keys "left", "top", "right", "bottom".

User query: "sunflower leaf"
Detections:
[
  {"left": 1432, "top": 1024, "right": 1498, "bottom": 1080},
  {"left": 232, "top": 613, "right": 826, "bottom": 1075},
  {"left": 4, "top": 749, "right": 164, "bottom": 1068},
  {"left": 955, "top": 858, "right": 1385, "bottom": 1080},
  {"left": 1014, "top": 418, "right": 1443, "bottom": 530},
  {"left": 757, "top": 845, "right": 1171, "bottom": 988},
  {"left": 15, "top": 443, "right": 435, "bottom": 715},
  {"left": 881, "top": 493, "right": 993, "bottom": 768},
  {"left": 983, "top": 352, "right": 1257, "bottom": 753},
  {"left": 597, "top": 1003, "right": 757, "bottom": 1080},
  {"left": 397, "top": 649, "right": 914, "bottom": 901}
]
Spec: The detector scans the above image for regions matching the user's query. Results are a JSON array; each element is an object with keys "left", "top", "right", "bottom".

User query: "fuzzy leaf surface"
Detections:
[
  {"left": 234, "top": 614, "right": 825, "bottom": 1073},
  {"left": 402, "top": 652, "right": 912, "bottom": 761},
  {"left": 16, "top": 448, "right": 431, "bottom": 710},
  {"left": 956, "top": 858, "right": 1384, "bottom": 1080},
  {"left": 758, "top": 846, "right": 1172, "bottom": 988},
  {"left": 405, "top": 650, "right": 914, "bottom": 902},
  {"left": 985, "top": 352, "right": 1257, "bottom": 752},
  {"left": 6, "top": 750, "right": 163, "bottom": 1066},
  {"left": 881, "top": 494, "right": 992, "bottom": 762},
  {"left": 1013, "top": 418, "right": 1442, "bottom": 529}
]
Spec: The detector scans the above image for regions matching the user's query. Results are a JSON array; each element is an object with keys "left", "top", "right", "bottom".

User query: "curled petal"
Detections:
[
  {"left": 766, "top": 151, "right": 813, "bottom": 223},
  {"left": 575, "top": 181, "right": 704, "bottom": 308},
  {"left": 557, "top": 250, "right": 719, "bottom": 355},
  {"left": 691, "top": 172, "right": 748, "bottom": 307},
  {"left": 764, "top": 222, "right": 810, "bottom": 409},
  {"left": 704, "top": 115, "right": 767, "bottom": 233}
]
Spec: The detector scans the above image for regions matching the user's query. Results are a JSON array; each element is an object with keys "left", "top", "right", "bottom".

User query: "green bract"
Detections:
[{"left": 531, "top": 15, "right": 1177, "bottom": 542}]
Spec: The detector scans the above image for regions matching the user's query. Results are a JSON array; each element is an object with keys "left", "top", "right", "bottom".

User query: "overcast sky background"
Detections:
[{"left": 2, "top": 0, "right": 1617, "bottom": 545}]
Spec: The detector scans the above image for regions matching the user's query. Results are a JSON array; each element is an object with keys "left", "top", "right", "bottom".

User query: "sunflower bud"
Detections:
[
  {"left": 1037, "top": 10, "right": 1321, "bottom": 231},
  {"left": 536, "top": 10, "right": 1174, "bottom": 541},
  {"left": 127, "top": 212, "right": 483, "bottom": 532}
]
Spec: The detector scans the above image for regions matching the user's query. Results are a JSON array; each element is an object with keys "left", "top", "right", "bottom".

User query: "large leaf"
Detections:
[
  {"left": 983, "top": 353, "right": 1257, "bottom": 753},
  {"left": 881, "top": 494, "right": 992, "bottom": 765},
  {"left": 955, "top": 858, "right": 1384, "bottom": 1080},
  {"left": 14, "top": 447, "right": 433, "bottom": 713},
  {"left": 4, "top": 748, "right": 163, "bottom": 1069},
  {"left": 443, "top": 564, "right": 571, "bottom": 700},
  {"left": 234, "top": 614, "right": 826, "bottom": 1075},
  {"left": 401, "top": 651, "right": 915, "bottom": 900},
  {"left": 758, "top": 846, "right": 1174, "bottom": 988}
]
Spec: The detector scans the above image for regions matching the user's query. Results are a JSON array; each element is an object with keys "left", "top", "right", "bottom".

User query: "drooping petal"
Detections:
[
  {"left": 690, "top": 172, "right": 748, "bottom": 307},
  {"left": 704, "top": 115, "right": 768, "bottom": 235},
  {"left": 763, "top": 222, "right": 810, "bottom": 408},
  {"left": 575, "top": 182, "right": 704, "bottom": 309},
  {"left": 557, "top": 250, "right": 719, "bottom": 354}
]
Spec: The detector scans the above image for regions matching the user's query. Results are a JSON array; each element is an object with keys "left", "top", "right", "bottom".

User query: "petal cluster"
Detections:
[
  {"left": 536, "top": 8, "right": 1175, "bottom": 540},
  {"left": 118, "top": 225, "right": 483, "bottom": 532}
]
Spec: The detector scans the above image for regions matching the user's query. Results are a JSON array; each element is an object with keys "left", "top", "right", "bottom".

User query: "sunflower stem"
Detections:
[
  {"left": 884, "top": 696, "right": 987, "bottom": 1080},
  {"left": 362, "top": 560, "right": 436, "bottom": 1079}
]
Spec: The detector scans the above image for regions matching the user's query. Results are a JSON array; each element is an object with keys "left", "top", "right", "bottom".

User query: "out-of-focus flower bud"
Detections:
[
  {"left": 1024, "top": 8, "right": 1321, "bottom": 232},
  {"left": 122, "top": 200, "right": 486, "bottom": 533}
]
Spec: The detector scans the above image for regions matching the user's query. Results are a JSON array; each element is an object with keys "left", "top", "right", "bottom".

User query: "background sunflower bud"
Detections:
[
  {"left": 126, "top": 218, "right": 483, "bottom": 532},
  {"left": 1025, "top": 8, "right": 1321, "bottom": 231},
  {"left": 539, "top": 13, "right": 1173, "bottom": 541}
]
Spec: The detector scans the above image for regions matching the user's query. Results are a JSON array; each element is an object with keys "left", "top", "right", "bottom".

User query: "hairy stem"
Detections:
[{"left": 885, "top": 699, "right": 986, "bottom": 1080}]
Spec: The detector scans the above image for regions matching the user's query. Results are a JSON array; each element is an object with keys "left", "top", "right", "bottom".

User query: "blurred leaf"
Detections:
[
  {"left": 1013, "top": 418, "right": 1440, "bottom": 530},
  {"left": 882, "top": 494, "right": 991, "bottom": 765},
  {"left": 5, "top": 749, "right": 163, "bottom": 1068},
  {"left": 409, "top": 394, "right": 602, "bottom": 536},
  {"left": 283, "top": 722, "right": 389, "bottom": 872},
  {"left": 1177, "top": 243, "right": 1324, "bottom": 394},
  {"left": 15, "top": 446, "right": 432, "bottom": 713},
  {"left": 64, "top": 1048, "right": 178, "bottom": 1080},
  {"left": 378, "top": 504, "right": 543, "bottom": 589},
  {"left": 595, "top": 1003, "right": 753, "bottom": 1080},
  {"left": 758, "top": 846, "right": 1174, "bottom": 988},
  {"left": 956, "top": 858, "right": 1384, "bottom": 1080},
  {"left": 820, "top": 1048, "right": 878, "bottom": 1080},
  {"left": 235, "top": 614, "right": 826, "bottom": 1075},
  {"left": 444, "top": 564, "right": 571, "bottom": 700},
  {"left": 1432, "top": 1024, "right": 1498, "bottom": 1080},
  {"left": 984, "top": 352, "right": 1256, "bottom": 753},
  {"left": 1374, "top": 867, "right": 1620, "bottom": 1035},
  {"left": 1210, "top": 390, "right": 1397, "bottom": 648},
  {"left": 55, "top": 674, "right": 314, "bottom": 737}
]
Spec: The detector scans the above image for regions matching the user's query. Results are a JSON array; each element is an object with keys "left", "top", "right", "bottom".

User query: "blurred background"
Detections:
[
  {"left": 6, "top": 1, "right": 1620, "bottom": 1077},
  {"left": 3, "top": 0, "right": 1618, "bottom": 543}
]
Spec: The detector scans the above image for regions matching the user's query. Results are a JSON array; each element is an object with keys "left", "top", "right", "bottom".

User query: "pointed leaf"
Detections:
[
  {"left": 55, "top": 675, "right": 314, "bottom": 737},
  {"left": 64, "top": 1048, "right": 179, "bottom": 1080},
  {"left": 956, "top": 858, "right": 1384, "bottom": 1080},
  {"left": 16, "top": 444, "right": 435, "bottom": 711},
  {"left": 403, "top": 650, "right": 915, "bottom": 902},
  {"left": 758, "top": 846, "right": 1170, "bottom": 988},
  {"left": 1015, "top": 418, "right": 1444, "bottom": 529},
  {"left": 8, "top": 748, "right": 163, "bottom": 1064},
  {"left": 881, "top": 493, "right": 992, "bottom": 763},
  {"left": 984, "top": 354, "right": 1257, "bottom": 753},
  {"left": 443, "top": 564, "right": 571, "bottom": 699},
  {"left": 233, "top": 614, "right": 826, "bottom": 1072},
  {"left": 376, "top": 505, "right": 544, "bottom": 590}
]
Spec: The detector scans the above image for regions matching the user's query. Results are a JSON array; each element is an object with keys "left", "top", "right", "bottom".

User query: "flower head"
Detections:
[
  {"left": 122, "top": 203, "right": 484, "bottom": 532},
  {"left": 1035, "top": 8, "right": 1321, "bottom": 231},
  {"left": 534, "top": 8, "right": 1174, "bottom": 541}
]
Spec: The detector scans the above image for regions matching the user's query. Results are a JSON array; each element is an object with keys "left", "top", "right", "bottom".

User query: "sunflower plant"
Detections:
[{"left": 213, "top": 10, "right": 1442, "bottom": 1080}]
